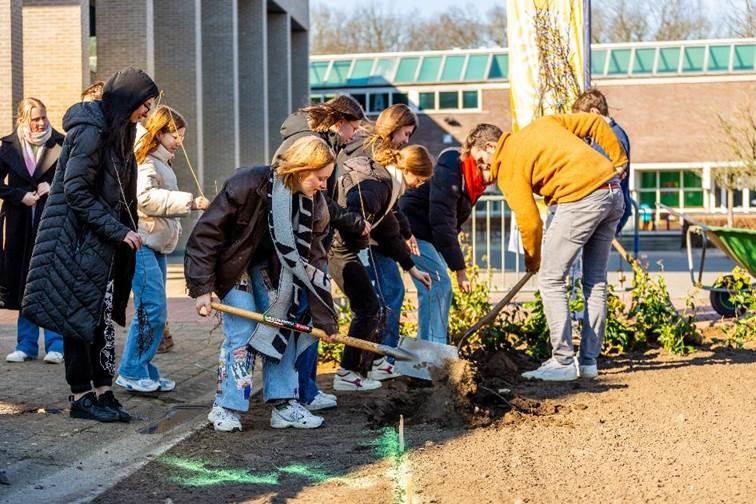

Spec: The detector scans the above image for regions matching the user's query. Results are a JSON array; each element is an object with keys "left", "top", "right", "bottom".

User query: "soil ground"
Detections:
[{"left": 98, "top": 337, "right": 756, "bottom": 504}]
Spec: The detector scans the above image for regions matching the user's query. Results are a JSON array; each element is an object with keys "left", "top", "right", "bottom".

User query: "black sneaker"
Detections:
[
  {"left": 69, "top": 392, "right": 119, "bottom": 422},
  {"left": 97, "top": 390, "right": 132, "bottom": 423}
]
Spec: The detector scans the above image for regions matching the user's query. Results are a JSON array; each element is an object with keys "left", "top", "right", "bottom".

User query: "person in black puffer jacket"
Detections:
[
  {"left": 22, "top": 68, "right": 159, "bottom": 423},
  {"left": 330, "top": 145, "right": 433, "bottom": 392},
  {"left": 399, "top": 123, "right": 502, "bottom": 344}
]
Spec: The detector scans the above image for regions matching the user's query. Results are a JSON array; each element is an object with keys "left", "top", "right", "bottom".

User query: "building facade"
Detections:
[{"left": 310, "top": 39, "right": 756, "bottom": 231}]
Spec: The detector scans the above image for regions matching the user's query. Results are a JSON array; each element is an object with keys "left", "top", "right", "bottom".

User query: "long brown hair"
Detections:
[
  {"left": 384, "top": 144, "right": 433, "bottom": 179},
  {"left": 275, "top": 136, "right": 336, "bottom": 191},
  {"left": 363, "top": 104, "right": 418, "bottom": 166},
  {"left": 301, "top": 94, "right": 366, "bottom": 132},
  {"left": 134, "top": 105, "right": 186, "bottom": 164}
]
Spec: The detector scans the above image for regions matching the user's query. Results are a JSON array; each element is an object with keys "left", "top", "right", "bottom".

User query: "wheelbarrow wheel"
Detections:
[{"left": 709, "top": 288, "right": 739, "bottom": 318}]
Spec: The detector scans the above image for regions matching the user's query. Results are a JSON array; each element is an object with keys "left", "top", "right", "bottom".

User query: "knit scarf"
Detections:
[
  {"left": 18, "top": 126, "right": 51, "bottom": 176},
  {"left": 461, "top": 154, "right": 486, "bottom": 204},
  {"left": 248, "top": 170, "right": 336, "bottom": 362}
]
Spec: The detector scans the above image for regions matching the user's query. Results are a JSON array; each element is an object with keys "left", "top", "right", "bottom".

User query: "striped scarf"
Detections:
[{"left": 248, "top": 170, "right": 335, "bottom": 362}]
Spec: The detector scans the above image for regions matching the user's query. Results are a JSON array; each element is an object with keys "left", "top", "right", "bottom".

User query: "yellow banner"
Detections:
[{"left": 507, "top": 0, "right": 586, "bottom": 130}]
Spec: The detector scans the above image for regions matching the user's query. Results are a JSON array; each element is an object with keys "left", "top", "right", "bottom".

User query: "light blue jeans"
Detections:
[
  {"left": 364, "top": 249, "right": 404, "bottom": 361},
  {"left": 118, "top": 247, "right": 167, "bottom": 381},
  {"left": 215, "top": 265, "right": 300, "bottom": 412},
  {"left": 16, "top": 315, "right": 63, "bottom": 357},
  {"left": 409, "top": 240, "right": 452, "bottom": 345}
]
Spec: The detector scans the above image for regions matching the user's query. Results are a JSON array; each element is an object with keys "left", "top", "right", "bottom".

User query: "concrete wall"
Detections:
[
  {"left": 266, "top": 10, "right": 291, "bottom": 157},
  {"left": 94, "top": 0, "right": 153, "bottom": 81}
]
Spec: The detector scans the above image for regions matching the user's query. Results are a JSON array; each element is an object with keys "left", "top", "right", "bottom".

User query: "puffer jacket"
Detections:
[
  {"left": 136, "top": 145, "right": 193, "bottom": 254},
  {"left": 22, "top": 68, "right": 159, "bottom": 342}
]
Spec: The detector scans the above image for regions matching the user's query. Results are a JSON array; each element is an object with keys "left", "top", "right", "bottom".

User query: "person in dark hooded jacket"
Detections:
[{"left": 22, "top": 68, "right": 159, "bottom": 423}]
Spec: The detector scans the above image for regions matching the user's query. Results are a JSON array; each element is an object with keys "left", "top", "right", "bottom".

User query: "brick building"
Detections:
[
  {"left": 1, "top": 0, "right": 309, "bottom": 248},
  {"left": 311, "top": 39, "right": 756, "bottom": 230}
]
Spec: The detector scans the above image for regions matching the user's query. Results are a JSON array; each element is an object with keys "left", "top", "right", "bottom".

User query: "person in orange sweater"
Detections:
[{"left": 484, "top": 112, "right": 628, "bottom": 381}]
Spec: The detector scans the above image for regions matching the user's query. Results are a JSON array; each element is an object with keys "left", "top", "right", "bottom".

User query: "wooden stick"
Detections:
[{"left": 210, "top": 302, "right": 416, "bottom": 361}]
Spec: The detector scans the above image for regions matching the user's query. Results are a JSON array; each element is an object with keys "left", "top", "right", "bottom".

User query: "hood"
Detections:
[
  {"left": 340, "top": 133, "right": 369, "bottom": 159},
  {"left": 279, "top": 111, "right": 311, "bottom": 140},
  {"left": 62, "top": 101, "right": 107, "bottom": 132},
  {"left": 102, "top": 67, "right": 159, "bottom": 128},
  {"left": 341, "top": 155, "right": 391, "bottom": 184}
]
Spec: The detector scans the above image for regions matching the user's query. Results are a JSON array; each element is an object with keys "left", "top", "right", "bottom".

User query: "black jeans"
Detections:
[
  {"left": 63, "top": 321, "right": 116, "bottom": 394},
  {"left": 328, "top": 245, "right": 383, "bottom": 375}
]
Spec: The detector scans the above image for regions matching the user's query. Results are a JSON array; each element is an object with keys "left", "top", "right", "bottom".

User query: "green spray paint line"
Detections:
[{"left": 368, "top": 427, "right": 414, "bottom": 504}]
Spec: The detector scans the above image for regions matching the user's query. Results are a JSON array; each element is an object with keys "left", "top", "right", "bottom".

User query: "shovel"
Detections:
[{"left": 210, "top": 302, "right": 417, "bottom": 362}]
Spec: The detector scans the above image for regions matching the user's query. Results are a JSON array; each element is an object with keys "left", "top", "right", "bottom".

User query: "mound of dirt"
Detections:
[{"left": 364, "top": 347, "right": 550, "bottom": 428}]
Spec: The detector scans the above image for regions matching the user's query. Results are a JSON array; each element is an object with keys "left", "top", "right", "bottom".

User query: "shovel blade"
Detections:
[{"left": 393, "top": 336, "right": 460, "bottom": 381}]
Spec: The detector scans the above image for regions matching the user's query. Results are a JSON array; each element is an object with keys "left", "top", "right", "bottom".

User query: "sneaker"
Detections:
[
  {"left": 271, "top": 400, "right": 324, "bottom": 429},
  {"left": 578, "top": 364, "right": 598, "bottom": 379},
  {"left": 115, "top": 375, "right": 160, "bottom": 393},
  {"left": 208, "top": 405, "right": 242, "bottom": 432},
  {"left": 521, "top": 358, "right": 578, "bottom": 382},
  {"left": 6, "top": 350, "right": 30, "bottom": 363},
  {"left": 333, "top": 369, "right": 382, "bottom": 391},
  {"left": 69, "top": 392, "right": 119, "bottom": 423},
  {"left": 368, "top": 358, "right": 402, "bottom": 381},
  {"left": 157, "top": 377, "right": 176, "bottom": 392},
  {"left": 304, "top": 391, "right": 337, "bottom": 411},
  {"left": 318, "top": 391, "right": 337, "bottom": 402},
  {"left": 43, "top": 351, "right": 64, "bottom": 364},
  {"left": 97, "top": 390, "right": 132, "bottom": 422}
]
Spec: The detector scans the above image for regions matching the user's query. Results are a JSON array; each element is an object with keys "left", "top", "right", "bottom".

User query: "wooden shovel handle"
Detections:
[
  {"left": 210, "top": 302, "right": 395, "bottom": 356},
  {"left": 611, "top": 238, "right": 637, "bottom": 267}
]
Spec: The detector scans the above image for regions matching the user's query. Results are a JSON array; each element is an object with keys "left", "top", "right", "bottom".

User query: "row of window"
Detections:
[
  {"left": 310, "top": 89, "right": 480, "bottom": 114},
  {"left": 311, "top": 41, "right": 756, "bottom": 88}
]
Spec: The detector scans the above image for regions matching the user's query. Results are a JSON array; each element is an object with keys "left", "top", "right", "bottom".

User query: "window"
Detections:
[
  {"left": 591, "top": 50, "right": 607, "bottom": 75},
  {"left": 465, "top": 54, "right": 489, "bottom": 81},
  {"left": 439, "top": 91, "right": 459, "bottom": 110},
  {"left": 418, "top": 92, "right": 436, "bottom": 111},
  {"left": 462, "top": 90, "right": 479, "bottom": 109},
  {"left": 607, "top": 49, "right": 631, "bottom": 75},
  {"left": 635, "top": 169, "right": 705, "bottom": 210},
  {"left": 372, "top": 58, "right": 397, "bottom": 84},
  {"left": 326, "top": 60, "right": 351, "bottom": 86},
  {"left": 441, "top": 55, "right": 465, "bottom": 81},
  {"left": 349, "top": 59, "right": 374, "bottom": 85},
  {"left": 417, "top": 56, "right": 442, "bottom": 82},
  {"left": 657, "top": 47, "right": 680, "bottom": 73},
  {"left": 395, "top": 57, "right": 420, "bottom": 82},
  {"left": 682, "top": 47, "right": 705, "bottom": 72},
  {"left": 707, "top": 46, "right": 730, "bottom": 72},
  {"left": 309, "top": 95, "right": 323, "bottom": 104},
  {"left": 350, "top": 93, "right": 367, "bottom": 111},
  {"left": 369, "top": 93, "right": 389, "bottom": 113},
  {"left": 310, "top": 62, "right": 329, "bottom": 86},
  {"left": 733, "top": 44, "right": 755, "bottom": 71},
  {"left": 488, "top": 54, "right": 508, "bottom": 79},
  {"left": 392, "top": 93, "right": 409, "bottom": 105},
  {"left": 632, "top": 48, "right": 655, "bottom": 74}
]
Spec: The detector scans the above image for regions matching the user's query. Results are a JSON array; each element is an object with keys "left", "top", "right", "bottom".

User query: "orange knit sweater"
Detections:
[{"left": 492, "top": 112, "right": 628, "bottom": 270}]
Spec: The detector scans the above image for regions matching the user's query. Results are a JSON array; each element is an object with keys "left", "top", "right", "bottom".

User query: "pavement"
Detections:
[{"left": 0, "top": 249, "right": 741, "bottom": 503}]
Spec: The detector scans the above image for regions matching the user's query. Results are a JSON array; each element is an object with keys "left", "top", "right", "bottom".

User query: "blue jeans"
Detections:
[
  {"left": 118, "top": 247, "right": 167, "bottom": 381},
  {"left": 297, "top": 341, "right": 320, "bottom": 404},
  {"left": 216, "top": 266, "right": 300, "bottom": 412},
  {"left": 410, "top": 240, "right": 452, "bottom": 345},
  {"left": 16, "top": 315, "right": 63, "bottom": 357},
  {"left": 365, "top": 249, "right": 404, "bottom": 360}
]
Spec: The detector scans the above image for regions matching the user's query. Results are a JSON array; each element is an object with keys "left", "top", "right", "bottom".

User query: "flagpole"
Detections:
[{"left": 584, "top": 0, "right": 592, "bottom": 89}]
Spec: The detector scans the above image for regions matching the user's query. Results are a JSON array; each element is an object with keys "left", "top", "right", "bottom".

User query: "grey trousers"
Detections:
[{"left": 539, "top": 185, "right": 625, "bottom": 366}]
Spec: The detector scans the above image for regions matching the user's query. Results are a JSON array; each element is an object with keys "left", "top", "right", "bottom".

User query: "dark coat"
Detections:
[
  {"left": 184, "top": 166, "right": 338, "bottom": 334},
  {"left": 273, "top": 112, "right": 365, "bottom": 240},
  {"left": 399, "top": 148, "right": 472, "bottom": 272},
  {"left": 22, "top": 68, "right": 159, "bottom": 343},
  {"left": 0, "top": 128, "right": 64, "bottom": 309},
  {"left": 334, "top": 156, "right": 414, "bottom": 271}
]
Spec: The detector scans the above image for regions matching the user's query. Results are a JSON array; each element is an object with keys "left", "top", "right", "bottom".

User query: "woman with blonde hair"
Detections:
[
  {"left": 1, "top": 97, "right": 65, "bottom": 364},
  {"left": 114, "top": 105, "right": 208, "bottom": 393},
  {"left": 330, "top": 143, "right": 433, "bottom": 391},
  {"left": 185, "top": 135, "right": 340, "bottom": 432},
  {"left": 336, "top": 104, "right": 423, "bottom": 382}
]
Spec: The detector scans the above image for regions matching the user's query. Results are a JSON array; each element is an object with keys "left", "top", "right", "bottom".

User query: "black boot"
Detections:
[
  {"left": 69, "top": 392, "right": 119, "bottom": 422},
  {"left": 97, "top": 390, "right": 132, "bottom": 423}
]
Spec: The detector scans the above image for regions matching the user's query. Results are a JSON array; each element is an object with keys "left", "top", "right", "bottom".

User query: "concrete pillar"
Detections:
[
  {"left": 0, "top": 0, "right": 23, "bottom": 132},
  {"left": 21, "top": 0, "right": 89, "bottom": 129},
  {"left": 201, "top": 0, "right": 239, "bottom": 187},
  {"left": 266, "top": 10, "right": 291, "bottom": 158},
  {"left": 290, "top": 23, "right": 309, "bottom": 111},
  {"left": 238, "top": 0, "right": 268, "bottom": 165},
  {"left": 93, "top": 0, "right": 154, "bottom": 82}
]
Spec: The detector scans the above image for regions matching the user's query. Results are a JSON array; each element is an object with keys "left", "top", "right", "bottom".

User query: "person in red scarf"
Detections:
[{"left": 399, "top": 124, "right": 502, "bottom": 344}]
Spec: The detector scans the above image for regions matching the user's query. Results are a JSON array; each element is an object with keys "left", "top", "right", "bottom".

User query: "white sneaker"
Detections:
[
  {"left": 304, "top": 391, "right": 337, "bottom": 411},
  {"left": 333, "top": 369, "right": 382, "bottom": 391},
  {"left": 368, "top": 358, "right": 402, "bottom": 381},
  {"left": 521, "top": 358, "right": 578, "bottom": 382},
  {"left": 157, "top": 377, "right": 176, "bottom": 392},
  {"left": 208, "top": 405, "right": 242, "bottom": 432},
  {"left": 6, "top": 350, "right": 30, "bottom": 363},
  {"left": 43, "top": 351, "right": 64, "bottom": 364},
  {"left": 115, "top": 375, "right": 160, "bottom": 392},
  {"left": 578, "top": 364, "right": 598, "bottom": 379},
  {"left": 318, "top": 390, "right": 337, "bottom": 402},
  {"left": 271, "top": 400, "right": 324, "bottom": 429}
]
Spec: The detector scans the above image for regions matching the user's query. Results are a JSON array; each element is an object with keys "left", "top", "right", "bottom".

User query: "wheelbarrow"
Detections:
[{"left": 660, "top": 204, "right": 755, "bottom": 317}]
